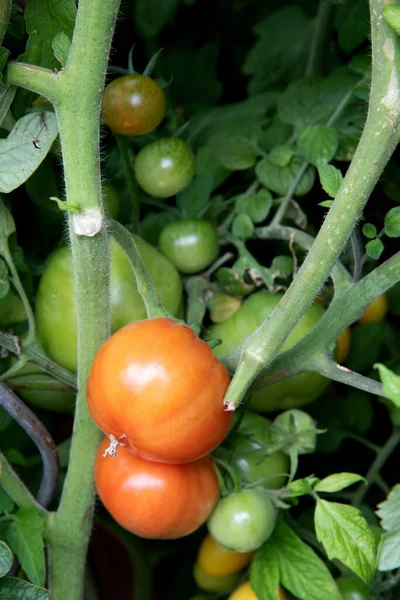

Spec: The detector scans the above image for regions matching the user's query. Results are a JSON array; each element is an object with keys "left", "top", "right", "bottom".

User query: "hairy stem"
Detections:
[{"left": 224, "top": 1, "right": 400, "bottom": 409}]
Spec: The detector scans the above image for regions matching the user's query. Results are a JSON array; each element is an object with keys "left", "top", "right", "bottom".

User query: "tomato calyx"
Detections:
[{"left": 102, "top": 434, "right": 128, "bottom": 458}]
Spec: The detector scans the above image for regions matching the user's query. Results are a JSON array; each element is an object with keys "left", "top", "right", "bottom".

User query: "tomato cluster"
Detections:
[{"left": 89, "top": 318, "right": 233, "bottom": 538}]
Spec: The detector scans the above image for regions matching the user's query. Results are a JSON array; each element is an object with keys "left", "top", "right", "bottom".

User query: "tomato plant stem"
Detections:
[
  {"left": 224, "top": 2, "right": 400, "bottom": 409},
  {"left": 352, "top": 428, "right": 400, "bottom": 507},
  {"left": 0, "top": 453, "right": 45, "bottom": 512},
  {"left": 305, "top": 1, "right": 333, "bottom": 77}
]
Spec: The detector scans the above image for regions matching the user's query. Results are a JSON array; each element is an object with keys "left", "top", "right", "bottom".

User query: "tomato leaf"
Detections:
[
  {"left": 0, "top": 85, "right": 16, "bottom": 129},
  {"left": 337, "top": 0, "right": 370, "bottom": 54},
  {"left": 315, "top": 499, "right": 376, "bottom": 583},
  {"left": 272, "top": 520, "right": 341, "bottom": 600},
  {"left": 51, "top": 32, "right": 71, "bottom": 67},
  {"left": 297, "top": 126, "right": 339, "bottom": 165},
  {"left": 383, "top": 4, "right": 400, "bottom": 35},
  {"left": 376, "top": 484, "right": 400, "bottom": 531},
  {"left": 7, "top": 507, "right": 46, "bottom": 587},
  {"left": 250, "top": 542, "right": 280, "bottom": 600},
  {"left": 235, "top": 190, "right": 273, "bottom": 224},
  {"left": 362, "top": 223, "right": 377, "bottom": 239},
  {"left": 314, "top": 473, "right": 365, "bottom": 493},
  {"left": 287, "top": 476, "right": 320, "bottom": 497},
  {"left": 256, "top": 155, "right": 316, "bottom": 197},
  {"left": 0, "top": 577, "right": 49, "bottom": 599},
  {"left": 0, "top": 542, "right": 13, "bottom": 578},
  {"left": 365, "top": 238, "right": 384, "bottom": 260},
  {"left": 232, "top": 214, "right": 254, "bottom": 241},
  {"left": 377, "top": 529, "right": 400, "bottom": 571},
  {"left": 268, "top": 146, "right": 294, "bottom": 167},
  {"left": 0, "top": 112, "right": 59, "bottom": 193},
  {"left": 317, "top": 163, "right": 343, "bottom": 198},
  {"left": 0, "top": 488, "right": 14, "bottom": 514},
  {"left": 374, "top": 364, "right": 400, "bottom": 407},
  {"left": 384, "top": 206, "right": 400, "bottom": 237},
  {"left": 208, "top": 120, "right": 260, "bottom": 171},
  {"left": 176, "top": 173, "right": 213, "bottom": 218}
]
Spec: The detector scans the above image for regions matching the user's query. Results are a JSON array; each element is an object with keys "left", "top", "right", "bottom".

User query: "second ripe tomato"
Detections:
[
  {"left": 228, "top": 581, "right": 288, "bottom": 600},
  {"left": 95, "top": 438, "right": 219, "bottom": 539},
  {"left": 87, "top": 318, "right": 233, "bottom": 463},
  {"left": 197, "top": 533, "right": 253, "bottom": 577},
  {"left": 101, "top": 74, "right": 166, "bottom": 136}
]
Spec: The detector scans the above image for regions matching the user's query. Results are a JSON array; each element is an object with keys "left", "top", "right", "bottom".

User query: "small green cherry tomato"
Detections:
[
  {"left": 227, "top": 412, "right": 289, "bottom": 489},
  {"left": 336, "top": 576, "right": 372, "bottom": 600},
  {"left": 101, "top": 74, "right": 166, "bottom": 136},
  {"left": 134, "top": 138, "right": 195, "bottom": 198},
  {"left": 209, "top": 292, "right": 329, "bottom": 413},
  {"left": 207, "top": 489, "right": 277, "bottom": 552},
  {"left": 36, "top": 236, "right": 182, "bottom": 372},
  {"left": 273, "top": 409, "right": 317, "bottom": 455},
  {"left": 159, "top": 218, "right": 219, "bottom": 274}
]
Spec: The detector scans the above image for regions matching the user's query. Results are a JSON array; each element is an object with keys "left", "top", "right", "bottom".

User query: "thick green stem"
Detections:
[
  {"left": 224, "top": 0, "right": 400, "bottom": 409},
  {"left": 8, "top": 1, "right": 121, "bottom": 599},
  {"left": 305, "top": 1, "right": 334, "bottom": 77}
]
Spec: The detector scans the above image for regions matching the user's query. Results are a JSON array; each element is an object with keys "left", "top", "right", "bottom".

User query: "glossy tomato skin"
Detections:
[
  {"left": 197, "top": 533, "right": 253, "bottom": 577},
  {"left": 159, "top": 218, "right": 219, "bottom": 274},
  {"left": 87, "top": 318, "right": 233, "bottom": 464},
  {"left": 207, "top": 489, "right": 277, "bottom": 552},
  {"left": 228, "top": 581, "right": 288, "bottom": 600},
  {"left": 336, "top": 577, "right": 372, "bottom": 600},
  {"left": 227, "top": 412, "right": 289, "bottom": 490},
  {"left": 95, "top": 438, "right": 219, "bottom": 539},
  {"left": 35, "top": 236, "right": 182, "bottom": 372},
  {"left": 209, "top": 292, "right": 329, "bottom": 413},
  {"left": 193, "top": 562, "right": 239, "bottom": 592},
  {"left": 134, "top": 138, "right": 195, "bottom": 198},
  {"left": 359, "top": 294, "right": 388, "bottom": 324},
  {"left": 101, "top": 74, "right": 166, "bottom": 136}
]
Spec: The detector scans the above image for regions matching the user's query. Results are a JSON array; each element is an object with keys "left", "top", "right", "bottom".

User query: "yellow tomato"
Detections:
[
  {"left": 193, "top": 562, "right": 238, "bottom": 592},
  {"left": 359, "top": 294, "right": 388, "bottom": 324},
  {"left": 336, "top": 328, "right": 351, "bottom": 364},
  {"left": 228, "top": 581, "right": 288, "bottom": 600},
  {"left": 198, "top": 534, "right": 253, "bottom": 577}
]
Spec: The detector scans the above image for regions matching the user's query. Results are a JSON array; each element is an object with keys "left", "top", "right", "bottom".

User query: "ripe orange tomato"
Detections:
[
  {"left": 95, "top": 438, "right": 219, "bottom": 539},
  {"left": 359, "top": 294, "right": 388, "bottom": 324},
  {"left": 228, "top": 581, "right": 288, "bottom": 599},
  {"left": 87, "top": 318, "right": 233, "bottom": 464},
  {"left": 197, "top": 533, "right": 253, "bottom": 577}
]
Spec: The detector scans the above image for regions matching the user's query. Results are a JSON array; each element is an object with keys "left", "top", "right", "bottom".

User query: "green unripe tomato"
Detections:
[
  {"left": 0, "top": 290, "right": 27, "bottom": 328},
  {"left": 7, "top": 362, "right": 75, "bottom": 413},
  {"left": 102, "top": 182, "right": 120, "bottom": 219},
  {"left": 207, "top": 489, "right": 277, "bottom": 552},
  {"left": 208, "top": 292, "right": 329, "bottom": 413},
  {"left": 134, "top": 138, "right": 195, "bottom": 198},
  {"left": 193, "top": 563, "right": 239, "bottom": 593},
  {"left": 159, "top": 218, "right": 219, "bottom": 274},
  {"left": 227, "top": 412, "right": 289, "bottom": 489},
  {"left": 273, "top": 409, "right": 317, "bottom": 455},
  {"left": 36, "top": 236, "right": 182, "bottom": 372},
  {"left": 208, "top": 293, "right": 242, "bottom": 324},
  {"left": 336, "top": 576, "right": 372, "bottom": 600}
]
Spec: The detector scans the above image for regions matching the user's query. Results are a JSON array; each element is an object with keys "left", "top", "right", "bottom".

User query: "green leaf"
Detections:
[
  {"left": 374, "top": 364, "right": 400, "bottom": 407},
  {"left": 376, "top": 484, "right": 400, "bottom": 531},
  {"left": 0, "top": 489, "right": 14, "bottom": 514},
  {"left": 384, "top": 206, "right": 400, "bottom": 237},
  {"left": 270, "top": 256, "right": 293, "bottom": 279},
  {"left": 231, "top": 213, "right": 254, "bottom": 241},
  {"left": 0, "top": 542, "right": 13, "bottom": 578},
  {"left": 337, "top": 0, "right": 370, "bottom": 54},
  {"left": 378, "top": 529, "right": 400, "bottom": 571},
  {"left": 0, "top": 577, "right": 49, "bottom": 599},
  {"left": 217, "top": 266, "right": 255, "bottom": 297},
  {"left": 235, "top": 190, "right": 273, "bottom": 224},
  {"left": 314, "top": 473, "right": 365, "bottom": 493},
  {"left": 24, "top": 0, "right": 76, "bottom": 69},
  {"left": 134, "top": 0, "right": 179, "bottom": 38},
  {"left": 0, "top": 48, "right": 9, "bottom": 77},
  {"left": 250, "top": 542, "right": 280, "bottom": 600},
  {"left": 0, "top": 198, "right": 16, "bottom": 254},
  {"left": 176, "top": 174, "right": 213, "bottom": 218},
  {"left": 0, "top": 112, "right": 59, "bottom": 193},
  {"left": 208, "top": 120, "right": 260, "bottom": 170},
  {"left": 365, "top": 238, "right": 384, "bottom": 260},
  {"left": 51, "top": 32, "right": 70, "bottom": 67},
  {"left": 317, "top": 163, "right": 343, "bottom": 198},
  {"left": 319, "top": 200, "right": 333, "bottom": 208},
  {"left": 272, "top": 520, "right": 341, "bottom": 600},
  {"left": 243, "top": 6, "right": 311, "bottom": 93},
  {"left": 362, "top": 223, "right": 377, "bottom": 239},
  {"left": 0, "top": 86, "right": 16, "bottom": 128},
  {"left": 315, "top": 499, "right": 376, "bottom": 583},
  {"left": 7, "top": 507, "right": 46, "bottom": 587},
  {"left": 383, "top": 5, "right": 400, "bottom": 36},
  {"left": 196, "top": 146, "right": 230, "bottom": 190},
  {"left": 287, "top": 477, "right": 320, "bottom": 497},
  {"left": 256, "top": 155, "right": 316, "bottom": 197},
  {"left": 268, "top": 146, "right": 294, "bottom": 167},
  {"left": 297, "top": 126, "right": 339, "bottom": 165},
  {"left": 0, "top": 256, "right": 9, "bottom": 298}
]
